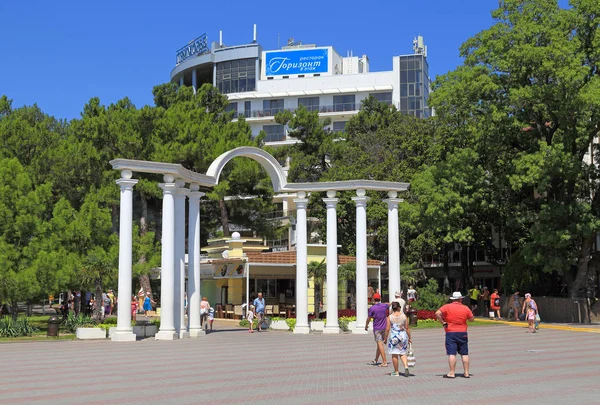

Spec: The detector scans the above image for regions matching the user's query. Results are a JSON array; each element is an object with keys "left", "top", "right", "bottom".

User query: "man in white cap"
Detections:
[
  {"left": 389, "top": 290, "right": 406, "bottom": 314},
  {"left": 435, "top": 292, "right": 474, "bottom": 379}
]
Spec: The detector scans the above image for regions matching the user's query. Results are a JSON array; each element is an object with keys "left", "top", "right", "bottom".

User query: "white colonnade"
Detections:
[{"left": 110, "top": 147, "right": 408, "bottom": 341}]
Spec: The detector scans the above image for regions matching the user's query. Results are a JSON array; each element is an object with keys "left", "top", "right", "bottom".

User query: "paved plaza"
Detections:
[{"left": 0, "top": 323, "right": 598, "bottom": 405}]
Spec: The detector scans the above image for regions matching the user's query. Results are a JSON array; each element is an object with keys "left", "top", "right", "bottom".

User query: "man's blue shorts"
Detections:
[{"left": 445, "top": 332, "right": 469, "bottom": 356}]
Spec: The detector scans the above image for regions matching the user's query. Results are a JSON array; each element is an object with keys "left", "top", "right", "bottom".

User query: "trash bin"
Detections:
[
  {"left": 47, "top": 316, "right": 60, "bottom": 337},
  {"left": 408, "top": 310, "right": 418, "bottom": 327}
]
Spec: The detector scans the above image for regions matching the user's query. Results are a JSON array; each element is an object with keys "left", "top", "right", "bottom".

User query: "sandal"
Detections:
[
  {"left": 370, "top": 360, "right": 379, "bottom": 365},
  {"left": 443, "top": 374, "right": 455, "bottom": 379},
  {"left": 378, "top": 363, "right": 388, "bottom": 367}
]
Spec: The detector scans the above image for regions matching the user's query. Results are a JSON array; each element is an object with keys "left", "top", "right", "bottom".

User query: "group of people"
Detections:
[
  {"left": 365, "top": 287, "right": 540, "bottom": 378},
  {"left": 59, "top": 290, "right": 118, "bottom": 318},
  {"left": 365, "top": 291, "right": 412, "bottom": 377},
  {"left": 467, "top": 286, "right": 502, "bottom": 319}
]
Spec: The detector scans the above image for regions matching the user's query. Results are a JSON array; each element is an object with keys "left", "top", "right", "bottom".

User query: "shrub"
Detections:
[
  {"left": 338, "top": 309, "right": 356, "bottom": 318},
  {"left": 416, "top": 310, "right": 437, "bottom": 320},
  {"left": 102, "top": 317, "right": 118, "bottom": 325},
  {"left": 151, "top": 318, "right": 161, "bottom": 327},
  {"left": 285, "top": 318, "right": 296, "bottom": 331},
  {"left": 412, "top": 279, "right": 447, "bottom": 311},
  {"left": 62, "top": 313, "right": 97, "bottom": 333},
  {"left": 0, "top": 317, "right": 39, "bottom": 337}
]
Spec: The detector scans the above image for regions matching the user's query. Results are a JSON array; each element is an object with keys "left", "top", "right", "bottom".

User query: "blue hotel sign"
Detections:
[
  {"left": 265, "top": 48, "right": 329, "bottom": 76},
  {"left": 176, "top": 34, "right": 209, "bottom": 65}
]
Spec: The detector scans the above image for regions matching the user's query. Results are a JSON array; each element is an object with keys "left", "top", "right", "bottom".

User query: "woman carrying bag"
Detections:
[{"left": 385, "top": 301, "right": 411, "bottom": 377}]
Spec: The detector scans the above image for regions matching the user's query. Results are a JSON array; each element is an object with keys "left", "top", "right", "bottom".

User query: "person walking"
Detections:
[
  {"left": 365, "top": 293, "right": 389, "bottom": 367},
  {"left": 468, "top": 285, "right": 481, "bottom": 313},
  {"left": 407, "top": 286, "right": 418, "bottom": 303},
  {"left": 389, "top": 291, "right": 406, "bottom": 314},
  {"left": 253, "top": 292, "right": 266, "bottom": 332},
  {"left": 435, "top": 292, "right": 474, "bottom": 379},
  {"left": 247, "top": 305, "right": 255, "bottom": 333},
  {"left": 386, "top": 301, "right": 411, "bottom": 377},
  {"left": 131, "top": 295, "right": 138, "bottom": 322},
  {"left": 143, "top": 291, "right": 155, "bottom": 316},
  {"left": 490, "top": 289, "right": 501, "bottom": 319},
  {"left": 512, "top": 291, "right": 521, "bottom": 321},
  {"left": 107, "top": 290, "right": 115, "bottom": 316},
  {"left": 480, "top": 287, "right": 490, "bottom": 317},
  {"left": 521, "top": 293, "right": 539, "bottom": 333}
]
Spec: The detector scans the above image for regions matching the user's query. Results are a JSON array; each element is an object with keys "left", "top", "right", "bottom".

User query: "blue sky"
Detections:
[{"left": 0, "top": 0, "right": 499, "bottom": 120}]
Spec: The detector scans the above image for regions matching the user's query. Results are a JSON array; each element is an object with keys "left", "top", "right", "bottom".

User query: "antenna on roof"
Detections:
[{"left": 413, "top": 35, "right": 427, "bottom": 57}]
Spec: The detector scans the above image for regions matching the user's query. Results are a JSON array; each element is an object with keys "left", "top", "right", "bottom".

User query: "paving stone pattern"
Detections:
[{"left": 0, "top": 323, "right": 598, "bottom": 405}]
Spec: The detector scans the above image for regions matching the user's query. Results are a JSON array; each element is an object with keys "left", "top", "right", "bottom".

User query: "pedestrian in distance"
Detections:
[
  {"left": 490, "top": 289, "right": 501, "bottom": 319},
  {"left": 435, "top": 292, "right": 474, "bottom": 379},
  {"left": 480, "top": 286, "right": 490, "bottom": 317},
  {"left": 247, "top": 305, "right": 255, "bottom": 333},
  {"left": 512, "top": 291, "right": 521, "bottom": 321},
  {"left": 365, "top": 293, "right": 389, "bottom": 367},
  {"left": 407, "top": 286, "right": 418, "bottom": 303},
  {"left": 131, "top": 295, "right": 138, "bottom": 322},
  {"left": 253, "top": 292, "right": 266, "bottom": 332},
  {"left": 386, "top": 301, "right": 411, "bottom": 377},
  {"left": 389, "top": 290, "right": 406, "bottom": 315},
  {"left": 521, "top": 293, "right": 539, "bottom": 333},
  {"left": 468, "top": 285, "right": 481, "bottom": 313},
  {"left": 143, "top": 291, "right": 156, "bottom": 316}
]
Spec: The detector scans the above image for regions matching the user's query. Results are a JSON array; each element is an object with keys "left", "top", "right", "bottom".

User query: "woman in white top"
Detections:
[{"left": 386, "top": 301, "right": 411, "bottom": 377}]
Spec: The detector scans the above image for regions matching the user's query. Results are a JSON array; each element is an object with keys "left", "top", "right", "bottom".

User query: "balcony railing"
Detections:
[{"left": 238, "top": 101, "right": 398, "bottom": 120}]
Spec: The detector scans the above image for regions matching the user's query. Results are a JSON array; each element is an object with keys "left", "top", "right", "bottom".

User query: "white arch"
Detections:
[{"left": 205, "top": 146, "right": 288, "bottom": 192}]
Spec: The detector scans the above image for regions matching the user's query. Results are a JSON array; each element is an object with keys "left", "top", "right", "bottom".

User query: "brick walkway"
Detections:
[{"left": 0, "top": 323, "right": 598, "bottom": 405}]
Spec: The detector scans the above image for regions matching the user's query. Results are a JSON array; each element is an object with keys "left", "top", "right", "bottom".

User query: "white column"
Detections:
[
  {"left": 179, "top": 76, "right": 184, "bottom": 87},
  {"left": 192, "top": 69, "right": 197, "bottom": 94},
  {"left": 384, "top": 191, "right": 402, "bottom": 297},
  {"left": 156, "top": 175, "right": 178, "bottom": 340},
  {"left": 188, "top": 185, "right": 205, "bottom": 337},
  {"left": 174, "top": 181, "right": 189, "bottom": 339},
  {"left": 293, "top": 191, "right": 310, "bottom": 334},
  {"left": 323, "top": 191, "right": 340, "bottom": 334},
  {"left": 352, "top": 189, "right": 370, "bottom": 334},
  {"left": 112, "top": 170, "right": 138, "bottom": 342}
]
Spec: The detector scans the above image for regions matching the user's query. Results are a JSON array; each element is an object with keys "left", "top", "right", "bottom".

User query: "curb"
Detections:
[{"left": 476, "top": 318, "right": 600, "bottom": 333}]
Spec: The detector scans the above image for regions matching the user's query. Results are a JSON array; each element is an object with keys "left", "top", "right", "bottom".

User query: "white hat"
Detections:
[
  {"left": 449, "top": 292, "right": 464, "bottom": 300},
  {"left": 394, "top": 291, "right": 402, "bottom": 297}
]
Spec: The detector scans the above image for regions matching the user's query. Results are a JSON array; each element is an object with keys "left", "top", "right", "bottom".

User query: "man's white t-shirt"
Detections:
[{"left": 389, "top": 298, "right": 406, "bottom": 314}]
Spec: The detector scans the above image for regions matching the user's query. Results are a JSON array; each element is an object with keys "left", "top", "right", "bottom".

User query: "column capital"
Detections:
[
  {"left": 383, "top": 198, "right": 403, "bottom": 207},
  {"left": 158, "top": 182, "right": 177, "bottom": 194},
  {"left": 175, "top": 187, "right": 189, "bottom": 197},
  {"left": 188, "top": 191, "right": 205, "bottom": 201},
  {"left": 322, "top": 197, "right": 339, "bottom": 207},
  {"left": 115, "top": 178, "right": 138, "bottom": 189},
  {"left": 351, "top": 196, "right": 370, "bottom": 206}
]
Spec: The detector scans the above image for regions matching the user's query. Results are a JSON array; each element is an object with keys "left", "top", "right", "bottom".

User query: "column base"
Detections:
[
  {"left": 179, "top": 330, "right": 190, "bottom": 339},
  {"left": 111, "top": 331, "right": 136, "bottom": 342},
  {"left": 293, "top": 325, "right": 311, "bottom": 334},
  {"left": 189, "top": 328, "right": 205, "bottom": 337},
  {"left": 323, "top": 326, "right": 340, "bottom": 334},
  {"left": 155, "top": 330, "right": 179, "bottom": 340}
]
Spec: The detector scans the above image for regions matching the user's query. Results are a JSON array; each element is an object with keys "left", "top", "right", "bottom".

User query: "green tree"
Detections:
[
  {"left": 308, "top": 259, "right": 326, "bottom": 318},
  {"left": 429, "top": 0, "right": 600, "bottom": 298}
]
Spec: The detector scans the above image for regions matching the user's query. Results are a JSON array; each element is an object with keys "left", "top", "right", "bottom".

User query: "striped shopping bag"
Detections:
[{"left": 407, "top": 343, "right": 416, "bottom": 368}]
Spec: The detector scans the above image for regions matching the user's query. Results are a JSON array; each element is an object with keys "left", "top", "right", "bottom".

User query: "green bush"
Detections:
[
  {"left": 239, "top": 319, "right": 258, "bottom": 328},
  {"left": 62, "top": 313, "right": 97, "bottom": 333},
  {"left": 285, "top": 318, "right": 296, "bottom": 331},
  {"left": 150, "top": 318, "right": 161, "bottom": 327},
  {"left": 338, "top": 316, "right": 356, "bottom": 332},
  {"left": 102, "top": 317, "right": 118, "bottom": 325},
  {"left": 0, "top": 316, "right": 39, "bottom": 337},
  {"left": 412, "top": 279, "right": 448, "bottom": 311}
]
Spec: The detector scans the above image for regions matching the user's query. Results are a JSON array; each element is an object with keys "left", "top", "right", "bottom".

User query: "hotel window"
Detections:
[
  {"left": 298, "top": 97, "right": 320, "bottom": 112},
  {"left": 332, "top": 121, "right": 347, "bottom": 133},
  {"left": 216, "top": 58, "right": 256, "bottom": 94},
  {"left": 244, "top": 101, "right": 251, "bottom": 118},
  {"left": 263, "top": 124, "right": 285, "bottom": 142},
  {"left": 333, "top": 94, "right": 356, "bottom": 112},
  {"left": 225, "top": 102, "right": 238, "bottom": 118},
  {"left": 263, "top": 99, "right": 284, "bottom": 116},
  {"left": 369, "top": 92, "right": 393, "bottom": 105}
]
